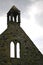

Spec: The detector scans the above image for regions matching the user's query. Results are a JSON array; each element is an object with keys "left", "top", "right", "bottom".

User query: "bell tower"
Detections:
[{"left": 7, "top": 6, "right": 20, "bottom": 27}]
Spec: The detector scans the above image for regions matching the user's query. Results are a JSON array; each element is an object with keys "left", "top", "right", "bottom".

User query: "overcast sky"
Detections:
[{"left": 0, "top": 0, "right": 43, "bottom": 54}]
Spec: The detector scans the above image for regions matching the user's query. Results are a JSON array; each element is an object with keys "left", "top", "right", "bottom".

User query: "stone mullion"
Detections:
[
  {"left": 18, "top": 13, "right": 20, "bottom": 23},
  {"left": 7, "top": 14, "right": 9, "bottom": 22},
  {"left": 15, "top": 42, "right": 17, "bottom": 58}
]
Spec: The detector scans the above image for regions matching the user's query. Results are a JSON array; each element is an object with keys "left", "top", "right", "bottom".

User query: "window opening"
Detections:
[
  {"left": 13, "top": 16, "right": 15, "bottom": 22},
  {"left": 16, "top": 42, "right": 20, "bottom": 58},
  {"left": 9, "top": 16, "right": 11, "bottom": 21},
  {"left": 16, "top": 15, "right": 18, "bottom": 22},
  {"left": 10, "top": 41, "right": 15, "bottom": 58}
]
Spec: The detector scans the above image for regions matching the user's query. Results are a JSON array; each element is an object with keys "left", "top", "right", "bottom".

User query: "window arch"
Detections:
[
  {"left": 13, "top": 16, "right": 15, "bottom": 22},
  {"left": 16, "top": 42, "right": 20, "bottom": 58},
  {"left": 9, "top": 16, "right": 11, "bottom": 21},
  {"left": 10, "top": 42, "right": 20, "bottom": 58},
  {"left": 16, "top": 15, "right": 18, "bottom": 22},
  {"left": 10, "top": 41, "right": 15, "bottom": 58}
]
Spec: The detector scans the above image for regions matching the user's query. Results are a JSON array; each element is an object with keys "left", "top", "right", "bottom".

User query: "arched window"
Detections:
[
  {"left": 10, "top": 41, "right": 15, "bottom": 58},
  {"left": 9, "top": 16, "right": 11, "bottom": 21},
  {"left": 16, "top": 42, "right": 20, "bottom": 58},
  {"left": 10, "top": 42, "right": 20, "bottom": 58},
  {"left": 16, "top": 15, "right": 18, "bottom": 22},
  {"left": 13, "top": 16, "right": 15, "bottom": 22}
]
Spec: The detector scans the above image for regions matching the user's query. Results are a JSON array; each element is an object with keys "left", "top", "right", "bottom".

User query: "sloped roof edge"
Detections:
[{"left": 7, "top": 5, "right": 20, "bottom": 14}]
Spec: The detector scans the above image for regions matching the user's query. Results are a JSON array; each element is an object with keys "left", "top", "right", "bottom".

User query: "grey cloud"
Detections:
[
  {"left": 0, "top": 0, "right": 39, "bottom": 16},
  {"left": 34, "top": 0, "right": 43, "bottom": 27},
  {"left": 33, "top": 37, "right": 43, "bottom": 54},
  {"left": 0, "top": 0, "right": 13, "bottom": 15},
  {"left": 0, "top": 0, "right": 30, "bottom": 15},
  {"left": 35, "top": 13, "right": 43, "bottom": 27}
]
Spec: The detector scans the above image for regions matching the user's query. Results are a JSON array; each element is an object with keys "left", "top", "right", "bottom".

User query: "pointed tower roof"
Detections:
[
  {"left": 8, "top": 5, "right": 20, "bottom": 14},
  {"left": 11, "top": 5, "right": 20, "bottom": 12}
]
